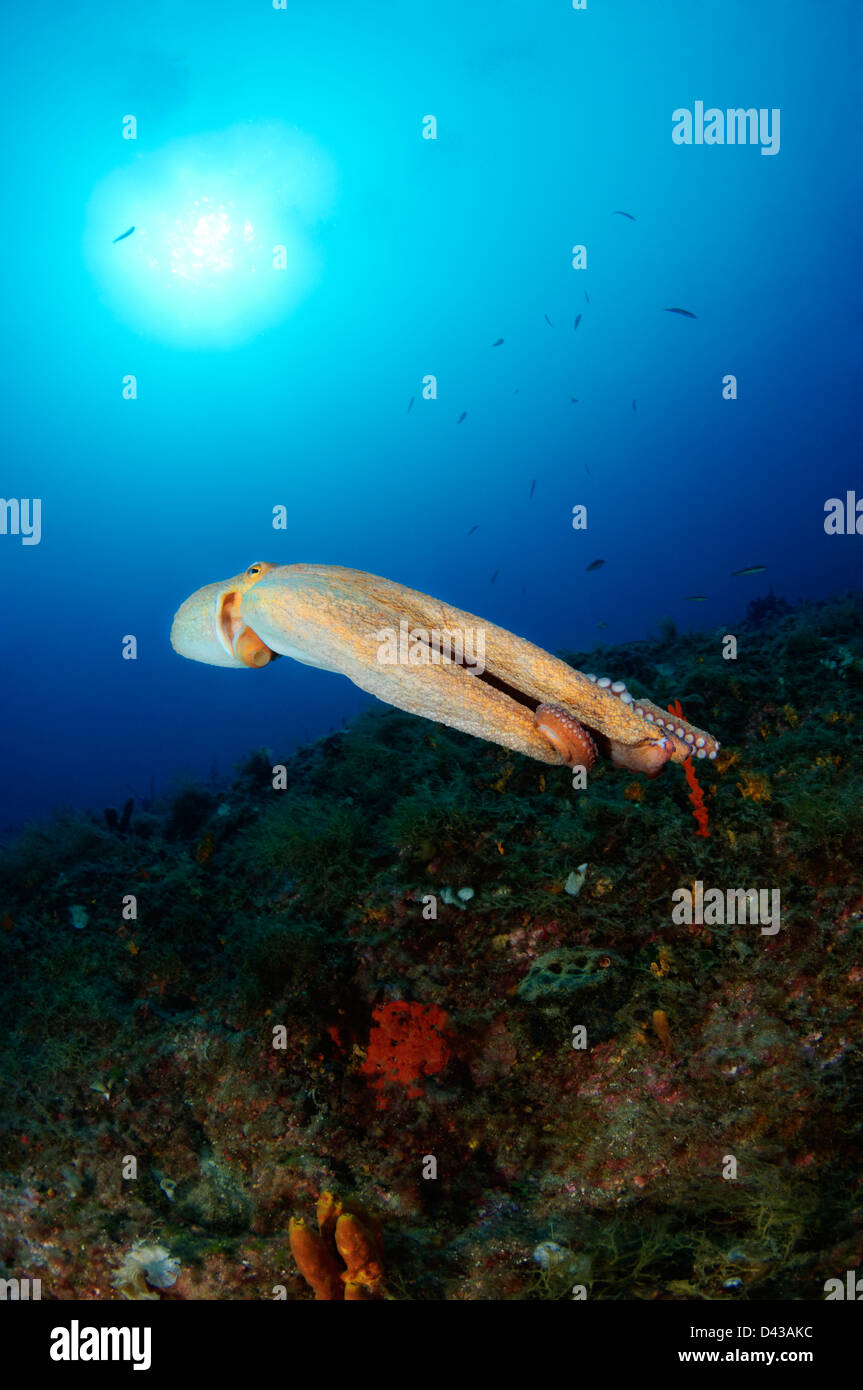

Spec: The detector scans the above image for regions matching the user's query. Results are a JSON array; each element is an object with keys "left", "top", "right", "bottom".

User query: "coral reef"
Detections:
[{"left": 1, "top": 594, "right": 862, "bottom": 1299}]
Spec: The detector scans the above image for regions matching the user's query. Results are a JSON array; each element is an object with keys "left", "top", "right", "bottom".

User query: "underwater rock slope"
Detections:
[{"left": 1, "top": 594, "right": 861, "bottom": 1299}]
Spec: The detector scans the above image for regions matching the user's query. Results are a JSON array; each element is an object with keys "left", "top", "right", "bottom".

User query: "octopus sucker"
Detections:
[
  {"left": 233, "top": 625, "right": 278, "bottom": 668},
  {"left": 535, "top": 705, "right": 598, "bottom": 770},
  {"left": 171, "top": 563, "right": 719, "bottom": 777},
  {"left": 574, "top": 673, "right": 719, "bottom": 764},
  {"left": 609, "top": 734, "right": 675, "bottom": 778}
]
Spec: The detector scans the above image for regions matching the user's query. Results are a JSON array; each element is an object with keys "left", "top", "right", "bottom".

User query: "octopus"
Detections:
[{"left": 170, "top": 563, "right": 719, "bottom": 777}]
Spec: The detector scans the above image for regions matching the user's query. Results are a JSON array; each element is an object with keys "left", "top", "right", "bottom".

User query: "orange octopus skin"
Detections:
[
  {"left": 171, "top": 563, "right": 719, "bottom": 776},
  {"left": 535, "top": 705, "right": 598, "bottom": 770}
]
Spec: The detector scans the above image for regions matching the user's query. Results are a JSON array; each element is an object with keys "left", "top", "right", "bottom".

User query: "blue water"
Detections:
[{"left": 1, "top": 0, "right": 860, "bottom": 829}]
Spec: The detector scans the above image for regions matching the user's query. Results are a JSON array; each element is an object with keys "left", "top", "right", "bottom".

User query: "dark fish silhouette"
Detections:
[
  {"left": 457, "top": 411, "right": 467, "bottom": 424},
  {"left": 664, "top": 307, "right": 697, "bottom": 318},
  {"left": 529, "top": 479, "right": 536, "bottom": 499},
  {"left": 731, "top": 565, "right": 766, "bottom": 577},
  {"left": 544, "top": 314, "right": 553, "bottom": 327},
  {"left": 112, "top": 226, "right": 135, "bottom": 243},
  {"left": 492, "top": 338, "right": 504, "bottom": 346},
  {"left": 468, "top": 525, "right": 479, "bottom": 535},
  {"left": 407, "top": 396, "right": 414, "bottom": 413},
  {"left": 570, "top": 397, "right": 579, "bottom": 404},
  {"left": 574, "top": 314, "right": 582, "bottom": 331},
  {"left": 584, "top": 290, "right": 591, "bottom": 304},
  {"left": 490, "top": 569, "right": 499, "bottom": 584},
  {"left": 684, "top": 595, "right": 707, "bottom": 602},
  {"left": 586, "top": 558, "right": 605, "bottom": 572},
  {"left": 612, "top": 211, "right": 635, "bottom": 220}
]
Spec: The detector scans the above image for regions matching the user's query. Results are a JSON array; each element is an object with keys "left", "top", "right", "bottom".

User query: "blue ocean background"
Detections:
[{"left": 1, "top": 0, "right": 860, "bottom": 832}]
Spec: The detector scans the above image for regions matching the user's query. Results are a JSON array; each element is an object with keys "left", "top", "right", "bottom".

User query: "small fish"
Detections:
[
  {"left": 490, "top": 569, "right": 499, "bottom": 584},
  {"left": 544, "top": 314, "right": 553, "bottom": 327},
  {"left": 632, "top": 399, "right": 637, "bottom": 412},
  {"left": 457, "top": 411, "right": 467, "bottom": 424},
  {"left": 468, "top": 524, "right": 479, "bottom": 535},
  {"left": 574, "top": 313, "right": 582, "bottom": 331},
  {"left": 513, "top": 388, "right": 520, "bottom": 395},
  {"left": 492, "top": 338, "right": 504, "bottom": 346},
  {"left": 529, "top": 479, "right": 536, "bottom": 499},
  {"left": 684, "top": 595, "right": 707, "bottom": 602},
  {"left": 584, "top": 290, "right": 591, "bottom": 305},
  {"left": 112, "top": 226, "right": 135, "bottom": 243},
  {"left": 612, "top": 210, "right": 635, "bottom": 220},
  {"left": 570, "top": 397, "right": 580, "bottom": 404},
  {"left": 731, "top": 565, "right": 767, "bottom": 577},
  {"left": 596, "top": 621, "right": 607, "bottom": 630},
  {"left": 407, "top": 396, "right": 414, "bottom": 413},
  {"left": 586, "top": 558, "right": 605, "bottom": 572},
  {"left": 664, "top": 307, "right": 697, "bottom": 318}
]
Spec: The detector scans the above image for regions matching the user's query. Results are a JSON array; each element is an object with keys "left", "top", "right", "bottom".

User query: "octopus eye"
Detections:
[{"left": 598, "top": 956, "right": 611, "bottom": 969}]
